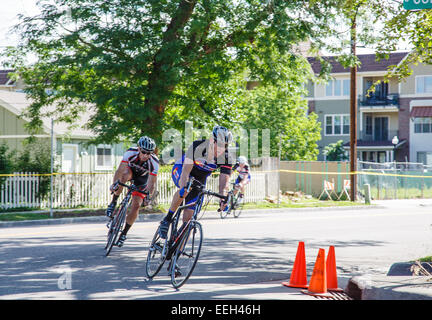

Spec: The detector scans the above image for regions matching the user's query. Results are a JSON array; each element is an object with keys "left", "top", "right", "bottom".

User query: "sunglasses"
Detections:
[{"left": 139, "top": 149, "right": 152, "bottom": 155}]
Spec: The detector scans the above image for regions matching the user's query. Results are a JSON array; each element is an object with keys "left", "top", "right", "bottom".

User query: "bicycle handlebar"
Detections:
[
  {"left": 113, "top": 180, "right": 150, "bottom": 196},
  {"left": 188, "top": 177, "right": 228, "bottom": 200}
]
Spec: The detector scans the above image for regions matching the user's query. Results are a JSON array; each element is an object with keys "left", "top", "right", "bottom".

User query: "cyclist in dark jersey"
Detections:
[
  {"left": 106, "top": 136, "right": 159, "bottom": 247},
  {"left": 158, "top": 126, "right": 234, "bottom": 239}
]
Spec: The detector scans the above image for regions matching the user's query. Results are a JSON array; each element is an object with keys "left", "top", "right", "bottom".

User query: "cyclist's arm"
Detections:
[
  {"left": 113, "top": 162, "right": 130, "bottom": 181},
  {"left": 146, "top": 174, "right": 157, "bottom": 197}
]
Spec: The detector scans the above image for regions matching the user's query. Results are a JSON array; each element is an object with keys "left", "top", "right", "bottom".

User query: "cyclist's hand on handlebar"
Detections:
[{"left": 110, "top": 180, "right": 120, "bottom": 193}]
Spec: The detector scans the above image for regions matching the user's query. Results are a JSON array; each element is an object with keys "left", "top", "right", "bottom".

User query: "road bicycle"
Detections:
[
  {"left": 219, "top": 182, "right": 244, "bottom": 219},
  {"left": 145, "top": 177, "right": 227, "bottom": 289},
  {"left": 105, "top": 181, "right": 149, "bottom": 257}
]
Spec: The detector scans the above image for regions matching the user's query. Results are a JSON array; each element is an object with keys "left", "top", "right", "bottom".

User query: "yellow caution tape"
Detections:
[{"left": 1, "top": 169, "right": 431, "bottom": 179}]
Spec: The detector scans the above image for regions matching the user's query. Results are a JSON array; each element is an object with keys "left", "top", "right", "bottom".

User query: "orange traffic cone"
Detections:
[
  {"left": 302, "top": 248, "right": 333, "bottom": 297},
  {"left": 326, "top": 246, "right": 344, "bottom": 292},
  {"left": 282, "top": 241, "right": 308, "bottom": 289}
]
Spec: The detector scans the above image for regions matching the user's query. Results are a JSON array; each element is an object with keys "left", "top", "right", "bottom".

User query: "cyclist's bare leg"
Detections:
[
  {"left": 168, "top": 189, "right": 190, "bottom": 214},
  {"left": 233, "top": 183, "right": 241, "bottom": 196},
  {"left": 182, "top": 208, "right": 194, "bottom": 223},
  {"left": 126, "top": 195, "right": 143, "bottom": 226}
]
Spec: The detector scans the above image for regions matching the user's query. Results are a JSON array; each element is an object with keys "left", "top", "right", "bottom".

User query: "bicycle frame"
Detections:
[
  {"left": 106, "top": 181, "right": 149, "bottom": 256},
  {"left": 165, "top": 179, "right": 225, "bottom": 259}
]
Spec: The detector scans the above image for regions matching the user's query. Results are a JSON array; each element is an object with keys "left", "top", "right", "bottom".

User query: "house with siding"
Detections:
[
  {"left": 0, "top": 70, "right": 129, "bottom": 173},
  {"left": 306, "top": 52, "right": 432, "bottom": 165}
]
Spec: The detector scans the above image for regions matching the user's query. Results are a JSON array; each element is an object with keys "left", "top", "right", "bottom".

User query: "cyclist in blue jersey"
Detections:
[{"left": 158, "top": 126, "right": 234, "bottom": 239}]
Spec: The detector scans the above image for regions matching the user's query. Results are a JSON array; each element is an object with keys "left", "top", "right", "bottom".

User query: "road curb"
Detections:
[
  {"left": 0, "top": 204, "right": 383, "bottom": 228},
  {"left": 346, "top": 275, "right": 432, "bottom": 300}
]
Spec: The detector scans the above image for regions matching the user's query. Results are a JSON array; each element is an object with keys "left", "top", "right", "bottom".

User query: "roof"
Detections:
[
  {"left": 307, "top": 52, "right": 409, "bottom": 74},
  {"left": 0, "top": 70, "right": 15, "bottom": 86},
  {"left": 0, "top": 90, "right": 95, "bottom": 138},
  {"left": 410, "top": 106, "right": 432, "bottom": 117}
]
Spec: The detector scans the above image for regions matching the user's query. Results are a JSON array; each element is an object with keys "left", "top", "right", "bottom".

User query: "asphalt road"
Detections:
[{"left": 0, "top": 199, "right": 431, "bottom": 300}]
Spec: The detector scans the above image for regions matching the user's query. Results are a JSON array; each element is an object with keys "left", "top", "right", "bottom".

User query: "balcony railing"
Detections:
[
  {"left": 359, "top": 93, "right": 399, "bottom": 107},
  {"left": 360, "top": 130, "right": 399, "bottom": 142}
]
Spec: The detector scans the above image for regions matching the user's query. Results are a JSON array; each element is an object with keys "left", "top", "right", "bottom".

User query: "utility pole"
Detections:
[
  {"left": 50, "top": 118, "right": 54, "bottom": 218},
  {"left": 350, "top": 17, "right": 357, "bottom": 202}
]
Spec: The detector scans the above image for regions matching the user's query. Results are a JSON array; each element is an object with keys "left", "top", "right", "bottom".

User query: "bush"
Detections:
[
  {"left": 0, "top": 143, "right": 14, "bottom": 186},
  {"left": 323, "top": 140, "right": 349, "bottom": 161}
]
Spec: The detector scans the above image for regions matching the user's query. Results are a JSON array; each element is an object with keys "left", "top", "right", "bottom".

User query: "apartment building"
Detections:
[{"left": 307, "top": 52, "right": 432, "bottom": 165}]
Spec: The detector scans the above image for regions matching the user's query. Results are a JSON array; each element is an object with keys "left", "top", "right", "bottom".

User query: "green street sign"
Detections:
[{"left": 403, "top": 0, "right": 432, "bottom": 10}]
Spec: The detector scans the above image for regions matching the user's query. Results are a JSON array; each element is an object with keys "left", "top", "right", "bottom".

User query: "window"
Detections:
[
  {"left": 365, "top": 115, "right": 373, "bottom": 135},
  {"left": 414, "top": 117, "right": 432, "bottom": 133},
  {"left": 416, "top": 76, "right": 432, "bottom": 94},
  {"left": 96, "top": 145, "right": 113, "bottom": 170},
  {"left": 324, "top": 115, "right": 350, "bottom": 135},
  {"left": 417, "top": 152, "right": 432, "bottom": 165},
  {"left": 343, "top": 116, "right": 350, "bottom": 134},
  {"left": 326, "top": 116, "right": 333, "bottom": 135},
  {"left": 325, "top": 79, "right": 350, "bottom": 97}
]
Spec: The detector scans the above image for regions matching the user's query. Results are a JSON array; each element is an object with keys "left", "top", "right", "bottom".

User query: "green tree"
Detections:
[
  {"left": 0, "top": 143, "right": 14, "bottom": 186},
  {"left": 323, "top": 140, "right": 348, "bottom": 161},
  {"left": 240, "top": 54, "right": 321, "bottom": 160},
  {"left": 13, "top": 139, "right": 58, "bottom": 199},
  {"left": 2, "top": 0, "right": 342, "bottom": 145}
]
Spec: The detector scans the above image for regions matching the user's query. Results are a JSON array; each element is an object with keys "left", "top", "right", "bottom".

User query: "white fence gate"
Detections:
[{"left": 0, "top": 171, "right": 268, "bottom": 210}]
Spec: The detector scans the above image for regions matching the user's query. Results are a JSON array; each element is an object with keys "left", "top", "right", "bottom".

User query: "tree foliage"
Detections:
[
  {"left": 323, "top": 140, "right": 348, "bottom": 161},
  {"left": 239, "top": 54, "right": 321, "bottom": 160},
  {"left": 2, "top": 0, "right": 342, "bottom": 146}
]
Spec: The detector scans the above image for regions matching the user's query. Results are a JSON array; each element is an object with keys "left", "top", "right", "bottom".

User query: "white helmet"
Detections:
[{"left": 237, "top": 156, "right": 248, "bottom": 164}]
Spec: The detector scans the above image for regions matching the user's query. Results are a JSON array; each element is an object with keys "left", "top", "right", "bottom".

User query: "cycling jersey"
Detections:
[
  {"left": 121, "top": 147, "right": 159, "bottom": 187},
  {"left": 232, "top": 162, "right": 251, "bottom": 180},
  {"left": 172, "top": 139, "right": 233, "bottom": 186},
  {"left": 171, "top": 139, "right": 233, "bottom": 209}
]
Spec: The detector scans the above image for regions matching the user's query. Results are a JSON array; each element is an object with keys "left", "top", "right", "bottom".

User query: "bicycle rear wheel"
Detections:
[
  {"left": 105, "top": 205, "right": 127, "bottom": 256},
  {"left": 170, "top": 221, "right": 203, "bottom": 289},
  {"left": 145, "top": 225, "right": 169, "bottom": 278}
]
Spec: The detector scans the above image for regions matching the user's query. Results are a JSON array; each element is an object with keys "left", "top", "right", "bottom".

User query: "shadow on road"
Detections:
[{"left": 0, "top": 231, "right": 387, "bottom": 300}]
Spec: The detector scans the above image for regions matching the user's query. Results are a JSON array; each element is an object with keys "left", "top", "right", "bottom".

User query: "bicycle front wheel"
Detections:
[
  {"left": 170, "top": 221, "right": 203, "bottom": 289},
  {"left": 105, "top": 205, "right": 127, "bottom": 256},
  {"left": 145, "top": 226, "right": 168, "bottom": 279},
  {"left": 233, "top": 202, "right": 243, "bottom": 218}
]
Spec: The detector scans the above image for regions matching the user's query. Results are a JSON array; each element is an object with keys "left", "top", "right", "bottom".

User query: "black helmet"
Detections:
[
  {"left": 212, "top": 125, "right": 233, "bottom": 145},
  {"left": 138, "top": 136, "right": 156, "bottom": 152}
]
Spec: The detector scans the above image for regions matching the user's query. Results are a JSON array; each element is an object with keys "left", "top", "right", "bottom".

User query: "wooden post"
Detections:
[{"left": 350, "top": 17, "right": 358, "bottom": 202}]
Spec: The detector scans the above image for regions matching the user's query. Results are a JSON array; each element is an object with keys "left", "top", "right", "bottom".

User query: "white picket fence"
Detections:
[{"left": 0, "top": 171, "right": 268, "bottom": 210}]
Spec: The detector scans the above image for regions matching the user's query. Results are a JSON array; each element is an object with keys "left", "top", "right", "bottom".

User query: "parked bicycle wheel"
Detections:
[
  {"left": 170, "top": 221, "right": 203, "bottom": 289},
  {"left": 105, "top": 205, "right": 127, "bottom": 256},
  {"left": 146, "top": 226, "right": 169, "bottom": 278}
]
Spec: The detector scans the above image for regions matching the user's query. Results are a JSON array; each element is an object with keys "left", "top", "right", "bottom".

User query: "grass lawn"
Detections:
[{"left": 0, "top": 198, "right": 370, "bottom": 222}]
